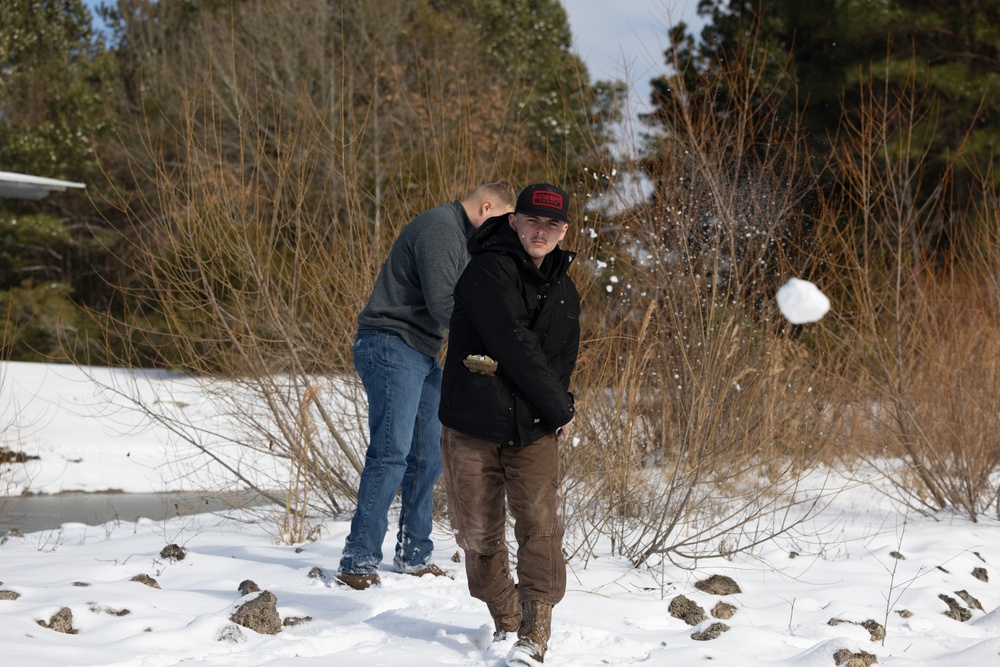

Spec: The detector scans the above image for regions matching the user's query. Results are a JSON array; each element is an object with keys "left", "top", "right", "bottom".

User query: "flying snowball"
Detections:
[{"left": 776, "top": 278, "right": 830, "bottom": 324}]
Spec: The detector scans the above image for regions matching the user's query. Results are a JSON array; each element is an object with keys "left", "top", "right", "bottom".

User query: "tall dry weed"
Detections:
[
  {"left": 98, "top": 0, "right": 530, "bottom": 542},
  {"left": 562, "top": 25, "right": 841, "bottom": 568},
  {"left": 812, "top": 55, "right": 1000, "bottom": 520},
  {"left": 1, "top": 304, "right": 17, "bottom": 524}
]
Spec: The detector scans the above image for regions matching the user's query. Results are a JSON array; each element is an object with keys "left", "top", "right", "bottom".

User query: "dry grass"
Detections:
[
  {"left": 559, "top": 26, "right": 844, "bottom": 568},
  {"left": 811, "top": 57, "right": 1000, "bottom": 521},
  {"left": 1, "top": 303, "right": 17, "bottom": 525}
]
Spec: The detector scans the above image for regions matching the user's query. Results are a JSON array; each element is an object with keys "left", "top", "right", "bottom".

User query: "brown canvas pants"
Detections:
[{"left": 440, "top": 426, "right": 566, "bottom": 606}]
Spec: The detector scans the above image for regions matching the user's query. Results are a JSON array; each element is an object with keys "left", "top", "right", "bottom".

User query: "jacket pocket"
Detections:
[
  {"left": 443, "top": 368, "right": 514, "bottom": 442},
  {"left": 543, "top": 307, "right": 580, "bottom": 356},
  {"left": 512, "top": 389, "right": 546, "bottom": 446}
]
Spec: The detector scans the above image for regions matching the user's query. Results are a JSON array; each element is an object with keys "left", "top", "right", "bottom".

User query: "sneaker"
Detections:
[
  {"left": 335, "top": 571, "right": 380, "bottom": 590},
  {"left": 398, "top": 563, "right": 449, "bottom": 578}
]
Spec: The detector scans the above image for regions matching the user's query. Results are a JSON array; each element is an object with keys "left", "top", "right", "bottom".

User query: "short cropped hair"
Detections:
[{"left": 475, "top": 180, "right": 517, "bottom": 210}]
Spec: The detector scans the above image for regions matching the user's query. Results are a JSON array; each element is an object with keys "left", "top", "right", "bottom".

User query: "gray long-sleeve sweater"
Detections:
[{"left": 357, "top": 200, "right": 477, "bottom": 357}]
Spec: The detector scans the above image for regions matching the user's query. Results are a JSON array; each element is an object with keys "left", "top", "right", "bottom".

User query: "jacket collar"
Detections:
[{"left": 469, "top": 215, "right": 576, "bottom": 281}]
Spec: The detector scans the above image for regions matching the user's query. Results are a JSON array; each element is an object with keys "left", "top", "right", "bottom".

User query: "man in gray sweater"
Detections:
[{"left": 338, "top": 181, "right": 517, "bottom": 590}]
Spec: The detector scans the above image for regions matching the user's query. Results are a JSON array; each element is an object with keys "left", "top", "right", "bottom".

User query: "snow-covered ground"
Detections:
[{"left": 1, "top": 361, "right": 999, "bottom": 666}]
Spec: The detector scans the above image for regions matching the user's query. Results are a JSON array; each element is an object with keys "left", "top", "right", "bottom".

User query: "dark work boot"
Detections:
[
  {"left": 335, "top": 571, "right": 380, "bottom": 590},
  {"left": 486, "top": 585, "right": 521, "bottom": 641},
  {"left": 505, "top": 600, "right": 552, "bottom": 665}
]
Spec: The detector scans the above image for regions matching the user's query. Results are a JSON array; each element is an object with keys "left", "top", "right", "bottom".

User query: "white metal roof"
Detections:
[{"left": 0, "top": 170, "right": 86, "bottom": 200}]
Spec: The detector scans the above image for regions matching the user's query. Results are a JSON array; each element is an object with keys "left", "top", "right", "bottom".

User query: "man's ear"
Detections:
[{"left": 508, "top": 212, "right": 518, "bottom": 229}]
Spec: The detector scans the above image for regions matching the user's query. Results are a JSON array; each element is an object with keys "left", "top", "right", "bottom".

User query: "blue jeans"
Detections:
[{"left": 340, "top": 330, "right": 443, "bottom": 574}]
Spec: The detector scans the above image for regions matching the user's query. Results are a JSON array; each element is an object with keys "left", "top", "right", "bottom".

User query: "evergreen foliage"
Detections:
[
  {"left": 0, "top": 0, "right": 118, "bottom": 361},
  {"left": 434, "top": 0, "right": 618, "bottom": 167},
  {"left": 650, "top": 0, "right": 1000, "bottom": 247}
]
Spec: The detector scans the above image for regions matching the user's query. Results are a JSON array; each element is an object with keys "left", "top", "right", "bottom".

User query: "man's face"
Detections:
[{"left": 509, "top": 212, "right": 568, "bottom": 267}]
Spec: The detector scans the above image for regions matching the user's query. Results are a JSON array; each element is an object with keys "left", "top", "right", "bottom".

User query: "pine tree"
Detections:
[
  {"left": 0, "top": 0, "right": 118, "bottom": 361},
  {"left": 433, "top": 0, "right": 619, "bottom": 176},
  {"left": 649, "top": 0, "right": 1000, "bottom": 244}
]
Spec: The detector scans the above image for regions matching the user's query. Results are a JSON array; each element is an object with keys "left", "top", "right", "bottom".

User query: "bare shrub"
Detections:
[
  {"left": 98, "top": 0, "right": 532, "bottom": 542},
  {"left": 814, "top": 56, "right": 1000, "bottom": 520},
  {"left": 0, "top": 324, "right": 12, "bottom": 523},
  {"left": 101, "top": 90, "right": 372, "bottom": 538},
  {"left": 562, "top": 24, "right": 840, "bottom": 568},
  {"left": 0, "top": 306, "right": 29, "bottom": 524}
]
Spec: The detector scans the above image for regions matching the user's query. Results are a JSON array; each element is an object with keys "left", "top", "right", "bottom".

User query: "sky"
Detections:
[
  {"left": 561, "top": 0, "right": 704, "bottom": 116},
  {"left": 2, "top": 280, "right": 1000, "bottom": 666}
]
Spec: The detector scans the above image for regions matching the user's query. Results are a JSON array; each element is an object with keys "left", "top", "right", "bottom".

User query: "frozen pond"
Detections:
[{"left": 0, "top": 490, "right": 272, "bottom": 534}]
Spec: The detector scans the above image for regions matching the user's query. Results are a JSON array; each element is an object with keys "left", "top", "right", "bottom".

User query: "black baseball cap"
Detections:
[{"left": 515, "top": 183, "right": 571, "bottom": 224}]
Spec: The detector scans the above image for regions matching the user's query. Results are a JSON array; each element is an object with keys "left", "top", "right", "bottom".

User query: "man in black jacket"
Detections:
[{"left": 439, "top": 183, "right": 580, "bottom": 666}]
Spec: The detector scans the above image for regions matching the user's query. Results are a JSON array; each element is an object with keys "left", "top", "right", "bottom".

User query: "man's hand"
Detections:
[{"left": 556, "top": 416, "right": 575, "bottom": 441}]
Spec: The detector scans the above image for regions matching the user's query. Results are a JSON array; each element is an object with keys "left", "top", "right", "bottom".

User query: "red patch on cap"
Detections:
[{"left": 531, "top": 190, "right": 564, "bottom": 210}]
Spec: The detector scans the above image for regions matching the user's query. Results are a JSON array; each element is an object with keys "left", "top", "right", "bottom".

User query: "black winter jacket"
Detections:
[{"left": 439, "top": 215, "right": 580, "bottom": 446}]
